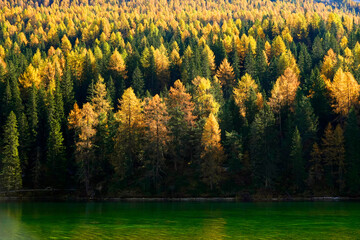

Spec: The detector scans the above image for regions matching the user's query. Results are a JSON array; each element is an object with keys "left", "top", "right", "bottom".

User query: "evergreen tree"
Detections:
[
  {"left": 322, "top": 123, "right": 346, "bottom": 192},
  {"left": 289, "top": 127, "right": 305, "bottom": 191},
  {"left": 312, "top": 36, "right": 324, "bottom": 64},
  {"left": 61, "top": 65, "right": 74, "bottom": 115},
  {"left": 132, "top": 66, "right": 145, "bottom": 97},
  {"left": 232, "top": 47, "right": 241, "bottom": 80},
  {"left": 308, "top": 143, "right": 324, "bottom": 193},
  {"left": 250, "top": 104, "right": 278, "bottom": 189},
  {"left": 244, "top": 44, "right": 257, "bottom": 78},
  {"left": 1, "top": 112, "right": 22, "bottom": 191},
  {"left": 344, "top": 109, "right": 360, "bottom": 194},
  {"left": 46, "top": 93, "right": 66, "bottom": 187}
]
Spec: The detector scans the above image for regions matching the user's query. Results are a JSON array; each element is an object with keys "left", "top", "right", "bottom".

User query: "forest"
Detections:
[{"left": 1, "top": 0, "right": 360, "bottom": 198}]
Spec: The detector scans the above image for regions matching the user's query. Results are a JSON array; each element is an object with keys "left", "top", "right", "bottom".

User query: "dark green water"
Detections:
[{"left": 1, "top": 201, "right": 360, "bottom": 239}]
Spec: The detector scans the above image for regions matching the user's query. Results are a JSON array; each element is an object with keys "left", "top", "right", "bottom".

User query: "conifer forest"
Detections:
[{"left": 2, "top": 0, "right": 360, "bottom": 198}]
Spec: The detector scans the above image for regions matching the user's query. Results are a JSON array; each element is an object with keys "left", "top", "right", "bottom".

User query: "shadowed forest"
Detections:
[{"left": 1, "top": 0, "right": 360, "bottom": 198}]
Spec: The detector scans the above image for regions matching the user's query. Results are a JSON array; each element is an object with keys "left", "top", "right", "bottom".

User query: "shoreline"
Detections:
[{"left": 1, "top": 196, "right": 359, "bottom": 202}]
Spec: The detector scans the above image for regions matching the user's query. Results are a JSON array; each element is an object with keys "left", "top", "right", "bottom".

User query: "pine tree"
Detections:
[
  {"left": 250, "top": 104, "right": 277, "bottom": 189},
  {"left": 289, "top": 127, "right": 305, "bottom": 191},
  {"left": 244, "top": 44, "right": 257, "bottom": 78},
  {"left": 344, "top": 109, "right": 360, "bottom": 194},
  {"left": 231, "top": 47, "right": 241, "bottom": 80},
  {"left": 312, "top": 36, "right": 324, "bottom": 64},
  {"left": 1, "top": 112, "right": 22, "bottom": 191},
  {"left": 61, "top": 65, "right": 74, "bottom": 115},
  {"left": 298, "top": 43, "right": 312, "bottom": 78},
  {"left": 322, "top": 123, "right": 346, "bottom": 192},
  {"left": 107, "top": 76, "right": 116, "bottom": 105},
  {"left": 294, "top": 94, "right": 318, "bottom": 156},
  {"left": 308, "top": 143, "right": 324, "bottom": 193},
  {"left": 255, "top": 44, "right": 268, "bottom": 86},
  {"left": 132, "top": 66, "right": 145, "bottom": 97},
  {"left": 201, "top": 113, "right": 225, "bottom": 190},
  {"left": 46, "top": 92, "right": 66, "bottom": 187}
]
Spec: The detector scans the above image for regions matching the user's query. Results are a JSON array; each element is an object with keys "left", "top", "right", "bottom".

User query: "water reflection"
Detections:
[{"left": 0, "top": 202, "right": 360, "bottom": 239}]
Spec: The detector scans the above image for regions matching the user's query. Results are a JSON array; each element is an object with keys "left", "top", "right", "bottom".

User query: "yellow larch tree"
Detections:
[
  {"left": 326, "top": 68, "right": 360, "bottom": 116},
  {"left": 321, "top": 49, "right": 337, "bottom": 81},
  {"left": 192, "top": 76, "right": 220, "bottom": 118},
  {"left": 201, "top": 113, "right": 225, "bottom": 190},
  {"left": 233, "top": 73, "right": 262, "bottom": 117},
  {"left": 90, "top": 75, "right": 113, "bottom": 119},
  {"left": 216, "top": 58, "right": 235, "bottom": 97},
  {"left": 108, "top": 49, "right": 127, "bottom": 80},
  {"left": 68, "top": 102, "right": 98, "bottom": 196},
  {"left": 19, "top": 64, "right": 41, "bottom": 89},
  {"left": 144, "top": 94, "right": 170, "bottom": 186},
  {"left": 269, "top": 67, "right": 300, "bottom": 112},
  {"left": 153, "top": 47, "right": 170, "bottom": 89},
  {"left": 277, "top": 49, "right": 300, "bottom": 76},
  {"left": 271, "top": 36, "right": 287, "bottom": 57},
  {"left": 61, "top": 35, "right": 72, "bottom": 55},
  {"left": 114, "top": 87, "right": 144, "bottom": 178}
]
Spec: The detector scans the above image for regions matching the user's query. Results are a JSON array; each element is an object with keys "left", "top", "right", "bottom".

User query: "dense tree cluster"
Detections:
[{"left": 1, "top": 0, "right": 360, "bottom": 197}]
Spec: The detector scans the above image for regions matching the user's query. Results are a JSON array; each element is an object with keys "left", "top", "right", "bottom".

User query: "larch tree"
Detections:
[
  {"left": 19, "top": 64, "right": 41, "bottom": 89},
  {"left": 1, "top": 112, "right": 22, "bottom": 191},
  {"left": 91, "top": 75, "right": 113, "bottom": 119},
  {"left": 326, "top": 68, "right": 360, "bottom": 116},
  {"left": 233, "top": 73, "right": 262, "bottom": 118},
  {"left": 61, "top": 35, "right": 72, "bottom": 55},
  {"left": 201, "top": 113, "right": 225, "bottom": 190},
  {"left": 320, "top": 49, "right": 337, "bottom": 81},
  {"left": 271, "top": 36, "right": 286, "bottom": 57},
  {"left": 68, "top": 103, "right": 98, "bottom": 196},
  {"left": 108, "top": 49, "right": 127, "bottom": 98},
  {"left": 154, "top": 47, "right": 170, "bottom": 90},
  {"left": 216, "top": 58, "right": 235, "bottom": 98},
  {"left": 192, "top": 76, "right": 220, "bottom": 118},
  {"left": 269, "top": 67, "right": 300, "bottom": 113},
  {"left": 166, "top": 80, "right": 196, "bottom": 171},
  {"left": 277, "top": 50, "right": 300, "bottom": 76},
  {"left": 144, "top": 94, "right": 170, "bottom": 189},
  {"left": 114, "top": 87, "right": 144, "bottom": 178}
]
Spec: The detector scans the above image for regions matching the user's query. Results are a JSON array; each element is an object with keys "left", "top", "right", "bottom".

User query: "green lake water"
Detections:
[{"left": 1, "top": 201, "right": 360, "bottom": 239}]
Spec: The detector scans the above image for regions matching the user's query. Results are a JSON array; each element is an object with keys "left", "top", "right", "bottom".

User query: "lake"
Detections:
[{"left": 1, "top": 201, "right": 360, "bottom": 239}]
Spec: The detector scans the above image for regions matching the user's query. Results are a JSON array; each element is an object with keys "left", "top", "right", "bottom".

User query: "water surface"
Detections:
[{"left": 0, "top": 201, "right": 359, "bottom": 239}]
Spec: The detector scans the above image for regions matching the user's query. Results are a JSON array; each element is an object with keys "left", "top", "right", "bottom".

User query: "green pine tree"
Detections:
[
  {"left": 1, "top": 111, "right": 22, "bottom": 191},
  {"left": 61, "top": 65, "right": 74, "bottom": 115},
  {"left": 46, "top": 93, "right": 66, "bottom": 187},
  {"left": 290, "top": 127, "right": 305, "bottom": 191},
  {"left": 244, "top": 44, "right": 257, "bottom": 78},
  {"left": 344, "top": 108, "right": 360, "bottom": 194},
  {"left": 132, "top": 66, "right": 145, "bottom": 97}
]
